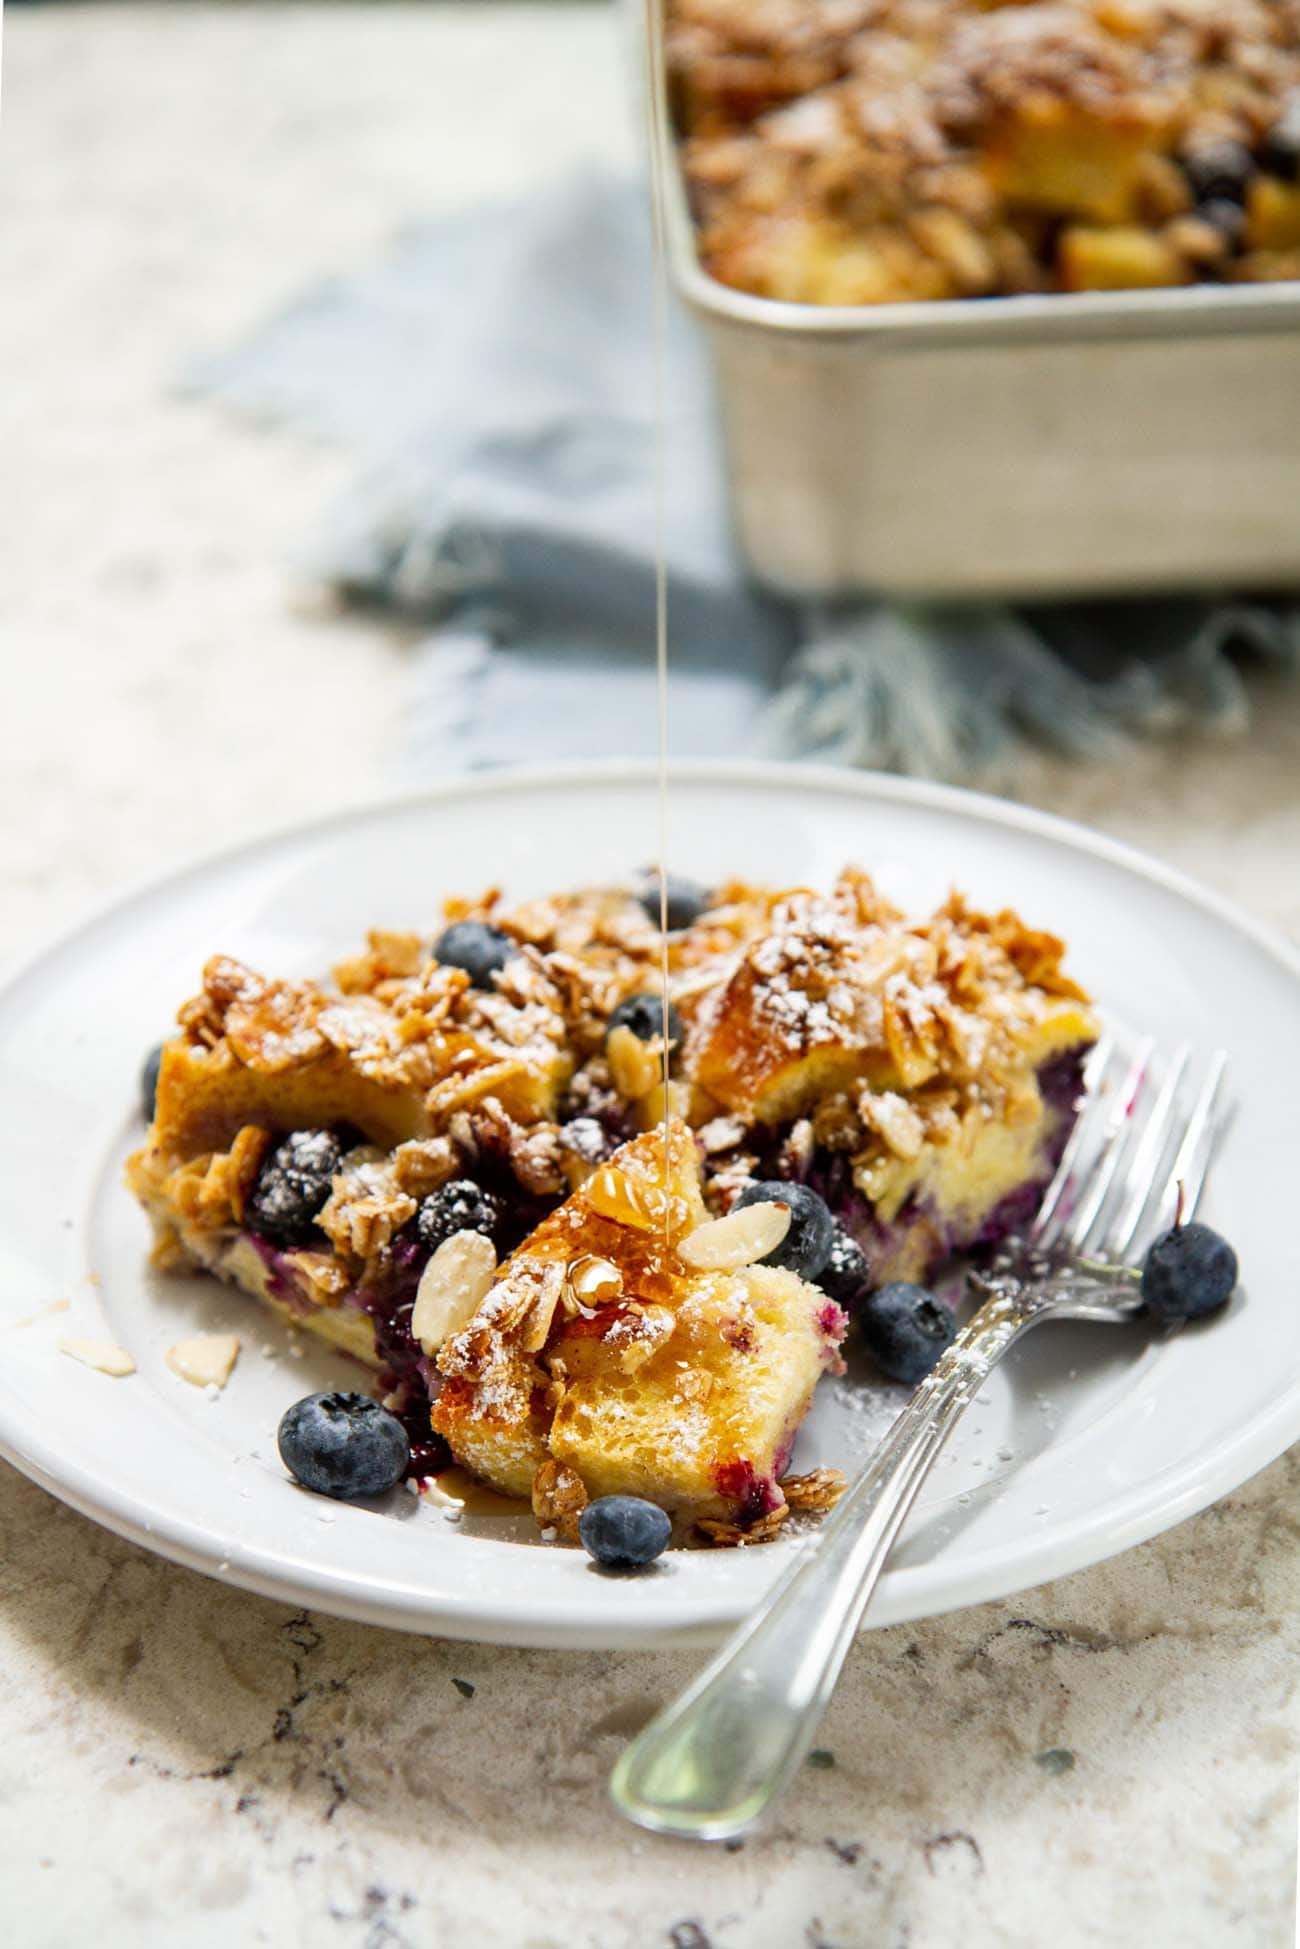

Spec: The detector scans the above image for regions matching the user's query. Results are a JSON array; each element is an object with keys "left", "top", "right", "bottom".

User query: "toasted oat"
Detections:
[
  {"left": 858, "top": 1090, "right": 926, "bottom": 1161},
  {"left": 778, "top": 1468, "right": 847, "bottom": 1514},
  {"left": 390, "top": 1136, "right": 460, "bottom": 1198},
  {"left": 280, "top": 1249, "right": 352, "bottom": 1309},
  {"left": 508, "top": 1122, "right": 568, "bottom": 1198},
  {"left": 697, "top": 1504, "right": 790, "bottom": 1548},
  {"left": 158, "top": 1125, "right": 272, "bottom": 1235},
  {"left": 531, "top": 1458, "right": 588, "bottom": 1542},
  {"left": 811, "top": 1092, "right": 862, "bottom": 1153},
  {"left": 317, "top": 1153, "right": 418, "bottom": 1261},
  {"left": 412, "top": 1230, "right": 498, "bottom": 1356},
  {"left": 678, "top": 1200, "right": 791, "bottom": 1272}
]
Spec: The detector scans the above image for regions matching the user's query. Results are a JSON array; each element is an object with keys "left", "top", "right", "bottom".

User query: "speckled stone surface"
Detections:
[{"left": 1, "top": 9, "right": 1298, "bottom": 1946}]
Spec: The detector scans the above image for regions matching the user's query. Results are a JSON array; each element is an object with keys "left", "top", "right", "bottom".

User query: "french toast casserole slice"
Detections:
[{"left": 127, "top": 869, "right": 1097, "bottom": 1536}]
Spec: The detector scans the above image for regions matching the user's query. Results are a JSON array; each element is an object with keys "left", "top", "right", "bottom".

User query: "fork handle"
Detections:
[{"left": 609, "top": 1289, "right": 1029, "bottom": 1840}]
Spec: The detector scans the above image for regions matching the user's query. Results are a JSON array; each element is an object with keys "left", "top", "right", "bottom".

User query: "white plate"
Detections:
[{"left": 1, "top": 763, "right": 1298, "bottom": 1649}]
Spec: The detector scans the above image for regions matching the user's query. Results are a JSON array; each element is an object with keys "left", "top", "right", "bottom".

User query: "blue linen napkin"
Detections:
[{"left": 188, "top": 171, "right": 1299, "bottom": 782}]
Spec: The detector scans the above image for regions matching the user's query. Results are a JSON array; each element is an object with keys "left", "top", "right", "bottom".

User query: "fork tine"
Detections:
[
  {"left": 1058, "top": 1036, "right": 1156, "bottom": 1254},
  {"left": 1148, "top": 1049, "right": 1229, "bottom": 1238},
  {"left": 1030, "top": 1033, "right": 1117, "bottom": 1243},
  {"left": 1097, "top": 1042, "right": 1191, "bottom": 1261}
]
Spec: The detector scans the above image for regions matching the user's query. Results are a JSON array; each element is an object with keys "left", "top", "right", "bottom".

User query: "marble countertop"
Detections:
[{"left": 2, "top": 7, "right": 1298, "bottom": 1945}]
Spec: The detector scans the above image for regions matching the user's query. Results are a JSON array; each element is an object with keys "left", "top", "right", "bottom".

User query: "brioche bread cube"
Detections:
[{"left": 433, "top": 1123, "right": 847, "bottom": 1524}]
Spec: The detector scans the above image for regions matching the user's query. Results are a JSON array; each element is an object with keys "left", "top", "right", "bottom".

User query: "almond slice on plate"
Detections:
[
  {"left": 59, "top": 1337, "right": 136, "bottom": 1378},
  {"left": 412, "top": 1230, "right": 497, "bottom": 1356},
  {"left": 678, "top": 1200, "right": 791, "bottom": 1272},
  {"left": 165, "top": 1333, "right": 241, "bottom": 1390}
]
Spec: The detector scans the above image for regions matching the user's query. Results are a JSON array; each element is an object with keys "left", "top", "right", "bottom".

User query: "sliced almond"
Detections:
[
  {"left": 568, "top": 1255, "right": 623, "bottom": 1306},
  {"left": 59, "top": 1337, "right": 136, "bottom": 1379},
  {"left": 165, "top": 1333, "right": 240, "bottom": 1390},
  {"left": 678, "top": 1200, "right": 791, "bottom": 1272},
  {"left": 412, "top": 1230, "right": 497, "bottom": 1356},
  {"left": 518, "top": 1260, "right": 566, "bottom": 1353},
  {"left": 606, "top": 1024, "right": 663, "bottom": 1101}
]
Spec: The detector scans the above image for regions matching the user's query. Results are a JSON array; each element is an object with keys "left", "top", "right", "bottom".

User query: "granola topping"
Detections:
[{"left": 531, "top": 1458, "right": 589, "bottom": 1542}]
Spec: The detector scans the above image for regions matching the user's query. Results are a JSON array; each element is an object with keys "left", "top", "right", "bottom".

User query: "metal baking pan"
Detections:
[{"left": 654, "top": 65, "right": 1300, "bottom": 600}]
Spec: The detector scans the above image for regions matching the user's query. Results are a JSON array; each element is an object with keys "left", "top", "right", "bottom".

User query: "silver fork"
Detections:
[{"left": 610, "top": 1038, "right": 1228, "bottom": 1841}]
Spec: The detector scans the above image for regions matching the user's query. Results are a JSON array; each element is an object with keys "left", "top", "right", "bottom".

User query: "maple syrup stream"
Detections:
[{"left": 643, "top": 0, "right": 675, "bottom": 1249}]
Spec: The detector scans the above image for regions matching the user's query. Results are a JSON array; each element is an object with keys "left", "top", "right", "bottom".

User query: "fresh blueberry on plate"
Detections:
[
  {"left": 1141, "top": 1222, "right": 1238, "bottom": 1324},
  {"left": 578, "top": 1494, "right": 672, "bottom": 1570},
  {"left": 246, "top": 1129, "right": 342, "bottom": 1248},
  {"left": 734, "top": 1180, "right": 834, "bottom": 1281},
  {"left": 607, "top": 991, "right": 683, "bottom": 1049},
  {"left": 858, "top": 1282, "right": 956, "bottom": 1385},
  {"left": 818, "top": 1226, "right": 871, "bottom": 1309},
  {"left": 416, "top": 1178, "right": 501, "bottom": 1254},
  {"left": 277, "top": 1391, "right": 410, "bottom": 1499},
  {"left": 634, "top": 872, "right": 711, "bottom": 933},
  {"left": 140, "top": 1043, "right": 164, "bottom": 1122},
  {"left": 433, "top": 919, "right": 515, "bottom": 988}
]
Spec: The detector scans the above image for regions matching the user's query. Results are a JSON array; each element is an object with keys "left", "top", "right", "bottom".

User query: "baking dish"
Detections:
[{"left": 651, "top": 39, "right": 1300, "bottom": 602}]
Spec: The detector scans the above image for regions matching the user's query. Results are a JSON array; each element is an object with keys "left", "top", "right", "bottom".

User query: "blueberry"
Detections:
[
  {"left": 1140, "top": 1222, "right": 1237, "bottom": 1324},
  {"left": 734, "top": 1180, "right": 834, "bottom": 1281},
  {"left": 246, "top": 1130, "right": 342, "bottom": 1247},
  {"left": 818, "top": 1226, "right": 871, "bottom": 1309},
  {"left": 607, "top": 991, "right": 683, "bottom": 1049},
  {"left": 858, "top": 1282, "right": 956, "bottom": 1385},
  {"left": 634, "top": 871, "right": 711, "bottom": 933},
  {"left": 578, "top": 1494, "right": 672, "bottom": 1570},
  {"left": 1199, "top": 196, "right": 1246, "bottom": 248},
  {"left": 1263, "top": 95, "right": 1300, "bottom": 183},
  {"left": 433, "top": 920, "right": 515, "bottom": 988},
  {"left": 277, "top": 1390, "right": 410, "bottom": 1499},
  {"left": 1183, "top": 139, "right": 1254, "bottom": 205},
  {"left": 140, "top": 1043, "right": 164, "bottom": 1122},
  {"left": 415, "top": 1179, "right": 500, "bottom": 1254}
]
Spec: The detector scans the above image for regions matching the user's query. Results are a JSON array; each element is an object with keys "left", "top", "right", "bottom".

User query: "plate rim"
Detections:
[{"left": 2, "top": 757, "right": 1298, "bottom": 1648}]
